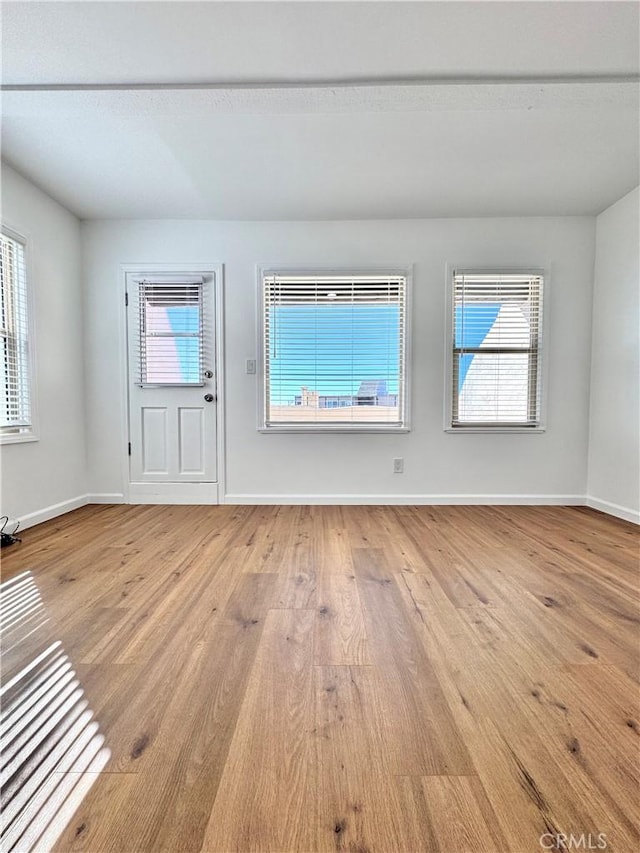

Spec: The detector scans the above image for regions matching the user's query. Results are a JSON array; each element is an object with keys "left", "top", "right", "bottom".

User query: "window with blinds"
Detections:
[
  {"left": 1, "top": 231, "right": 32, "bottom": 434},
  {"left": 137, "top": 278, "right": 204, "bottom": 386},
  {"left": 262, "top": 272, "right": 408, "bottom": 430},
  {"left": 451, "top": 271, "right": 543, "bottom": 428}
]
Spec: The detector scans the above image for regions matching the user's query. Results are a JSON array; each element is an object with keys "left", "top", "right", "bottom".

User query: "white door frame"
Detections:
[{"left": 120, "top": 263, "right": 225, "bottom": 504}]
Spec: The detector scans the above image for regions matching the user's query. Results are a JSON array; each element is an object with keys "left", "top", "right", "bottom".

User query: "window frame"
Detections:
[
  {"left": 0, "top": 225, "right": 38, "bottom": 445},
  {"left": 443, "top": 265, "right": 547, "bottom": 434},
  {"left": 257, "top": 266, "right": 412, "bottom": 434},
  {"left": 135, "top": 276, "right": 206, "bottom": 388}
]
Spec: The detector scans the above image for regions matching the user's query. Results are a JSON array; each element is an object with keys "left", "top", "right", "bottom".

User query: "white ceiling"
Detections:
[{"left": 1, "top": 1, "right": 639, "bottom": 220}]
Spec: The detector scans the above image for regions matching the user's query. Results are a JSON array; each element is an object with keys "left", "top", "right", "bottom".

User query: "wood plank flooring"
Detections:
[{"left": 0, "top": 504, "right": 638, "bottom": 852}]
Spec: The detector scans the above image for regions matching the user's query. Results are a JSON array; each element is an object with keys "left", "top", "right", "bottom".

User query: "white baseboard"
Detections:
[
  {"left": 224, "top": 493, "right": 586, "bottom": 506},
  {"left": 586, "top": 496, "right": 640, "bottom": 525},
  {"left": 13, "top": 495, "right": 90, "bottom": 531},
  {"left": 128, "top": 482, "right": 219, "bottom": 504},
  {"left": 7, "top": 492, "right": 636, "bottom": 529},
  {"left": 7, "top": 487, "right": 212, "bottom": 531}
]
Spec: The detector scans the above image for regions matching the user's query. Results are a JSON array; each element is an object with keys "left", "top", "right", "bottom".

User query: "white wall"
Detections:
[
  {"left": 1, "top": 163, "right": 86, "bottom": 523},
  {"left": 588, "top": 187, "right": 640, "bottom": 522},
  {"left": 82, "top": 216, "right": 595, "bottom": 503}
]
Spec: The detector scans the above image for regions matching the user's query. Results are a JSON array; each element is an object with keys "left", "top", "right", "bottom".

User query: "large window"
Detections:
[
  {"left": 1, "top": 230, "right": 33, "bottom": 438},
  {"left": 450, "top": 271, "right": 544, "bottom": 429},
  {"left": 261, "top": 272, "right": 408, "bottom": 431}
]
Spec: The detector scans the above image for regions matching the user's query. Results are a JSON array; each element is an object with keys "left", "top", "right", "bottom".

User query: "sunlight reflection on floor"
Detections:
[{"left": 1, "top": 571, "right": 111, "bottom": 852}]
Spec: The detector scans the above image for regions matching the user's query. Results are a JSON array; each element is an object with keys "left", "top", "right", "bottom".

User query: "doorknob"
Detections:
[
  {"left": 203, "top": 370, "right": 213, "bottom": 379},
  {"left": 204, "top": 393, "right": 215, "bottom": 402}
]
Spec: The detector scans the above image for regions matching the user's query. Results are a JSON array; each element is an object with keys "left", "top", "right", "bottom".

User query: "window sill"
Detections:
[
  {"left": 1, "top": 431, "right": 39, "bottom": 445},
  {"left": 445, "top": 426, "right": 545, "bottom": 434},
  {"left": 260, "top": 425, "right": 410, "bottom": 434}
]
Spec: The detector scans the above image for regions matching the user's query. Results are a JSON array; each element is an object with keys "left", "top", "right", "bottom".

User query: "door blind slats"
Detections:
[
  {"left": 137, "top": 279, "right": 205, "bottom": 386},
  {"left": 263, "top": 273, "right": 407, "bottom": 428},
  {"left": 0, "top": 233, "right": 31, "bottom": 430},
  {"left": 452, "top": 272, "right": 543, "bottom": 427}
]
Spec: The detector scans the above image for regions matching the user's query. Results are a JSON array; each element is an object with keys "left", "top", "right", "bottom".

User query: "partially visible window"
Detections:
[
  {"left": 261, "top": 272, "right": 408, "bottom": 431},
  {"left": 137, "top": 278, "right": 204, "bottom": 385},
  {"left": 450, "top": 271, "right": 544, "bottom": 429},
  {"left": 1, "top": 230, "right": 33, "bottom": 437}
]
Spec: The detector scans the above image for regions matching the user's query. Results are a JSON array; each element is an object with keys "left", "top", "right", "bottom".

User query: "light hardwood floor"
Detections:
[{"left": 1, "top": 504, "right": 638, "bottom": 853}]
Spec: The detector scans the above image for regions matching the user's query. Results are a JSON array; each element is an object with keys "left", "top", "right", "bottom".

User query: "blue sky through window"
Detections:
[
  {"left": 166, "top": 305, "right": 200, "bottom": 382},
  {"left": 455, "top": 303, "right": 501, "bottom": 390},
  {"left": 268, "top": 304, "right": 400, "bottom": 405}
]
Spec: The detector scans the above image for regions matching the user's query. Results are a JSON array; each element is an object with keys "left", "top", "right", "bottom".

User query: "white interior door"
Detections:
[{"left": 126, "top": 271, "right": 218, "bottom": 502}]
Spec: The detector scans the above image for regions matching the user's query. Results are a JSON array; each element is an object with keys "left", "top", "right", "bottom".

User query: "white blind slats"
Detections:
[
  {"left": 452, "top": 273, "right": 543, "bottom": 427},
  {"left": 263, "top": 274, "right": 407, "bottom": 428},
  {"left": 137, "top": 280, "right": 205, "bottom": 386},
  {"left": 1, "top": 233, "right": 31, "bottom": 430}
]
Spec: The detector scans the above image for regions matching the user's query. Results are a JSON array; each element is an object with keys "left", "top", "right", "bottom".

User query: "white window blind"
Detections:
[
  {"left": 0, "top": 232, "right": 31, "bottom": 431},
  {"left": 137, "top": 278, "right": 205, "bottom": 386},
  {"left": 451, "top": 272, "right": 543, "bottom": 428},
  {"left": 262, "top": 273, "right": 407, "bottom": 430}
]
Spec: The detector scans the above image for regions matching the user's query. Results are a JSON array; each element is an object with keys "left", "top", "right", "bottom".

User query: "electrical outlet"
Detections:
[
  {"left": 393, "top": 457, "right": 404, "bottom": 474},
  {"left": 245, "top": 358, "right": 257, "bottom": 375}
]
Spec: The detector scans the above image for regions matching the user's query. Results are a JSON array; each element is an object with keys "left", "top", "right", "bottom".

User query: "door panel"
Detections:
[
  {"left": 141, "top": 407, "right": 169, "bottom": 475},
  {"left": 127, "top": 272, "right": 217, "bottom": 489},
  {"left": 178, "top": 407, "right": 205, "bottom": 475}
]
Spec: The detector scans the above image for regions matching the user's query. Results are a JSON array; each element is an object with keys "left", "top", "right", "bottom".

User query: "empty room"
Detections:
[{"left": 1, "top": 1, "right": 639, "bottom": 851}]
